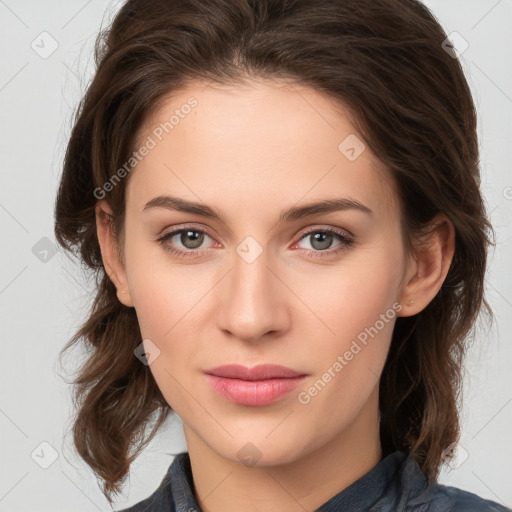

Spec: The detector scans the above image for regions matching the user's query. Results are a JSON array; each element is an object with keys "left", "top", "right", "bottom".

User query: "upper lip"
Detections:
[{"left": 204, "top": 364, "right": 307, "bottom": 381}]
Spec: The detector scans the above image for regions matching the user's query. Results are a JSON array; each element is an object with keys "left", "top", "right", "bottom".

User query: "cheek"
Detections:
[
  {"left": 128, "top": 267, "right": 205, "bottom": 410},
  {"left": 306, "top": 245, "right": 403, "bottom": 343},
  {"left": 129, "top": 268, "right": 204, "bottom": 341},
  {"left": 124, "top": 249, "right": 218, "bottom": 408},
  {"left": 123, "top": 227, "right": 203, "bottom": 338},
  {"left": 298, "top": 247, "right": 403, "bottom": 399}
]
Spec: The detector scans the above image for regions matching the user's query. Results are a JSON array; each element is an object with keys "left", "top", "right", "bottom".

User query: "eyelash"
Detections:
[{"left": 156, "top": 224, "right": 355, "bottom": 259}]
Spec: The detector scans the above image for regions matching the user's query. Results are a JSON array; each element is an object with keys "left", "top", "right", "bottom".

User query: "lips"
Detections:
[
  {"left": 204, "top": 364, "right": 309, "bottom": 406},
  {"left": 204, "top": 364, "right": 307, "bottom": 380}
]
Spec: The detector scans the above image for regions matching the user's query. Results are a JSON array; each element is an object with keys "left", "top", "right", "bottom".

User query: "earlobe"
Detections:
[
  {"left": 95, "top": 201, "right": 134, "bottom": 308},
  {"left": 397, "top": 214, "right": 455, "bottom": 317}
]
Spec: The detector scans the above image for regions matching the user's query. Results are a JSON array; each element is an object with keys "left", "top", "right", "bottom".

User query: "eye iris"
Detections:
[
  {"left": 181, "top": 230, "right": 204, "bottom": 249},
  {"left": 310, "top": 232, "right": 333, "bottom": 251}
]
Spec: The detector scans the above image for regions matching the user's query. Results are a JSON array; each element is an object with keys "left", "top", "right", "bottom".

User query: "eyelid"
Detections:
[
  {"left": 294, "top": 224, "right": 354, "bottom": 240},
  {"left": 158, "top": 223, "right": 217, "bottom": 241}
]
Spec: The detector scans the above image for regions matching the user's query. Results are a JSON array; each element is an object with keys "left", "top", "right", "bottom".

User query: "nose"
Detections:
[{"left": 215, "top": 245, "right": 291, "bottom": 343}]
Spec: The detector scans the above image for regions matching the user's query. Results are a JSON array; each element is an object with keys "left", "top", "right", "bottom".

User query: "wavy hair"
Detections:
[{"left": 54, "top": 0, "right": 494, "bottom": 503}]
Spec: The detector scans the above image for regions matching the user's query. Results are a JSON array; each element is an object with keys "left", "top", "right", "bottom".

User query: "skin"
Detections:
[{"left": 95, "top": 78, "right": 455, "bottom": 512}]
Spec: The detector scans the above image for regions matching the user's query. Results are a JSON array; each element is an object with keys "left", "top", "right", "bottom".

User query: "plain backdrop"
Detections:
[{"left": 0, "top": 1, "right": 511, "bottom": 511}]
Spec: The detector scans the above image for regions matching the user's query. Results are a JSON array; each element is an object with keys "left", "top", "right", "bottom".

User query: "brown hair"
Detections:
[{"left": 54, "top": 0, "right": 494, "bottom": 504}]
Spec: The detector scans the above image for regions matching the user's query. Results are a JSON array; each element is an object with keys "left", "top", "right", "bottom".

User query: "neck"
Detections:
[{"left": 184, "top": 388, "right": 382, "bottom": 512}]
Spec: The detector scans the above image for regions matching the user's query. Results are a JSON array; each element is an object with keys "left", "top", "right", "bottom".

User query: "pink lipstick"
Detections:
[{"left": 204, "top": 364, "right": 308, "bottom": 406}]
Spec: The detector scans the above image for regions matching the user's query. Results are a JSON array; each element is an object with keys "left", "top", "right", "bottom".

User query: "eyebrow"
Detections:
[{"left": 142, "top": 195, "right": 373, "bottom": 222}]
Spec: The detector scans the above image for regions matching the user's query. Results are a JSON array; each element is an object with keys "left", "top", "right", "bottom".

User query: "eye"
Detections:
[
  {"left": 157, "top": 225, "right": 216, "bottom": 258},
  {"left": 293, "top": 227, "right": 355, "bottom": 258}
]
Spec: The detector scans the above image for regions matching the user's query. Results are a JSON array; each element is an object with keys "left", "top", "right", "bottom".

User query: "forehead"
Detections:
[{"left": 128, "top": 79, "right": 398, "bottom": 219}]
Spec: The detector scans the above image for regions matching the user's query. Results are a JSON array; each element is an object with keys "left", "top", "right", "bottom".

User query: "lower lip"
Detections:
[{"left": 205, "top": 374, "right": 308, "bottom": 406}]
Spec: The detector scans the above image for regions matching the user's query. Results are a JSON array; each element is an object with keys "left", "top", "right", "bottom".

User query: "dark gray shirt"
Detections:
[{"left": 116, "top": 450, "right": 511, "bottom": 511}]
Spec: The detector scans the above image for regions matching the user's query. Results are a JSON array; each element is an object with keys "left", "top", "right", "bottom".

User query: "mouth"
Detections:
[{"left": 204, "top": 364, "right": 309, "bottom": 406}]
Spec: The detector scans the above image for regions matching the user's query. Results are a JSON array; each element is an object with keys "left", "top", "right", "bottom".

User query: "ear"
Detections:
[
  {"left": 95, "top": 201, "right": 134, "bottom": 307},
  {"left": 397, "top": 213, "right": 455, "bottom": 317}
]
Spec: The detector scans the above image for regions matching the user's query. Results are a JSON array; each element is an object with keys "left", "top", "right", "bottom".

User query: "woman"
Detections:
[{"left": 54, "top": 0, "right": 511, "bottom": 510}]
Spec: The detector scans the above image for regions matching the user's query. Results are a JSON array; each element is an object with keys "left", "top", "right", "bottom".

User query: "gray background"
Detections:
[{"left": 0, "top": 1, "right": 511, "bottom": 510}]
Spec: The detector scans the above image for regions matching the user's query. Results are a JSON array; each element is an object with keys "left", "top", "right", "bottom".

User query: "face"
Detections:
[{"left": 109, "top": 79, "right": 412, "bottom": 466}]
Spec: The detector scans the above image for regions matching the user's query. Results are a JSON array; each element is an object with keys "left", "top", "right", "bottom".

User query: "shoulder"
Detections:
[
  {"left": 397, "top": 455, "right": 510, "bottom": 512},
  {"left": 114, "top": 466, "right": 174, "bottom": 512},
  {"left": 421, "top": 482, "right": 511, "bottom": 512}
]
